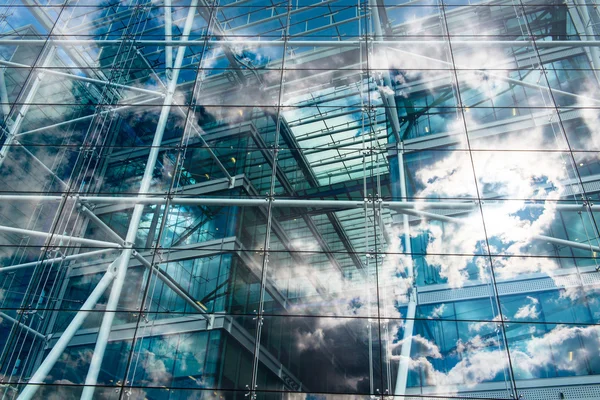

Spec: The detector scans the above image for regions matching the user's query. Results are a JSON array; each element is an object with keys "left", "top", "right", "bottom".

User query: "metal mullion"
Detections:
[
  {"left": 360, "top": 1, "right": 381, "bottom": 396},
  {"left": 287, "top": 108, "right": 362, "bottom": 127},
  {"left": 440, "top": 2, "right": 519, "bottom": 398},
  {"left": 0, "top": 2, "right": 78, "bottom": 387},
  {"left": 248, "top": 0, "right": 292, "bottom": 397},
  {"left": 11, "top": 38, "right": 600, "bottom": 47},
  {"left": 9, "top": 1, "right": 146, "bottom": 396},
  {"left": 0, "top": 59, "right": 165, "bottom": 97},
  {"left": 367, "top": 2, "right": 389, "bottom": 396},
  {"left": 250, "top": 4, "right": 358, "bottom": 39},
  {"left": 227, "top": 0, "right": 338, "bottom": 33},
  {"left": 15, "top": 96, "right": 163, "bottom": 138},
  {"left": 118, "top": 2, "right": 222, "bottom": 396},
  {"left": 296, "top": 118, "right": 386, "bottom": 143},
  {"left": 6, "top": 1, "right": 204, "bottom": 399},
  {"left": 516, "top": 0, "right": 600, "bottom": 346},
  {"left": 50, "top": 7, "right": 155, "bottom": 351}
]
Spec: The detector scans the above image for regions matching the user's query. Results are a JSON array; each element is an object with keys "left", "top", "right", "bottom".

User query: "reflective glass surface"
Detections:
[{"left": 1, "top": 0, "right": 600, "bottom": 399}]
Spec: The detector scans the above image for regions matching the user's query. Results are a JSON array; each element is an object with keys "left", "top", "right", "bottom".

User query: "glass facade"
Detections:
[{"left": 1, "top": 0, "right": 600, "bottom": 399}]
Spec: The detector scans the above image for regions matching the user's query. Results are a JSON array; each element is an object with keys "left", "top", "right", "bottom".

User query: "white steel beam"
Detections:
[
  {"left": 0, "top": 67, "right": 10, "bottom": 118},
  {"left": 0, "top": 195, "right": 595, "bottom": 212},
  {"left": 76, "top": 203, "right": 211, "bottom": 316},
  {"left": 0, "top": 47, "right": 57, "bottom": 169},
  {"left": 0, "top": 59, "right": 165, "bottom": 98},
  {"left": 190, "top": 127, "right": 235, "bottom": 187},
  {"left": 76, "top": 204, "right": 124, "bottom": 245},
  {"left": 368, "top": 0, "right": 415, "bottom": 392},
  {"left": 394, "top": 142, "right": 416, "bottom": 397},
  {"left": 80, "top": 2, "right": 200, "bottom": 398},
  {"left": 0, "top": 248, "right": 117, "bottom": 274},
  {"left": 0, "top": 312, "right": 46, "bottom": 341},
  {"left": 164, "top": 0, "right": 173, "bottom": 74},
  {"left": 0, "top": 225, "right": 121, "bottom": 248},
  {"left": 14, "top": 96, "right": 163, "bottom": 138},
  {"left": 5, "top": 39, "right": 600, "bottom": 48},
  {"left": 13, "top": 140, "right": 69, "bottom": 188},
  {"left": 16, "top": 261, "right": 119, "bottom": 400}
]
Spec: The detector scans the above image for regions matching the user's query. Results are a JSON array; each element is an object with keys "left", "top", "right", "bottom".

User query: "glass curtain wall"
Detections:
[{"left": 1, "top": 0, "right": 600, "bottom": 399}]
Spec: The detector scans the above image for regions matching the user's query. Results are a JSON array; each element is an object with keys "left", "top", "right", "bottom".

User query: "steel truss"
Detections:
[
  {"left": 1, "top": 0, "right": 600, "bottom": 399},
  {"left": 5, "top": 38, "right": 600, "bottom": 48},
  {"left": 0, "top": 196, "right": 597, "bottom": 258}
]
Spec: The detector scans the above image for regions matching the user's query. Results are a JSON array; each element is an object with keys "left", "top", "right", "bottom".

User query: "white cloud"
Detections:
[
  {"left": 393, "top": 334, "right": 442, "bottom": 360},
  {"left": 295, "top": 328, "right": 326, "bottom": 352},
  {"left": 514, "top": 325, "right": 600, "bottom": 376},
  {"left": 410, "top": 349, "right": 508, "bottom": 390},
  {"left": 411, "top": 115, "right": 573, "bottom": 289},
  {"left": 289, "top": 237, "right": 321, "bottom": 253},
  {"left": 468, "top": 314, "right": 504, "bottom": 333},
  {"left": 575, "top": 80, "right": 600, "bottom": 152},
  {"left": 400, "top": 324, "right": 600, "bottom": 394},
  {"left": 379, "top": 226, "right": 415, "bottom": 317},
  {"left": 428, "top": 304, "right": 446, "bottom": 319},
  {"left": 514, "top": 296, "right": 540, "bottom": 320},
  {"left": 139, "top": 348, "right": 172, "bottom": 386}
]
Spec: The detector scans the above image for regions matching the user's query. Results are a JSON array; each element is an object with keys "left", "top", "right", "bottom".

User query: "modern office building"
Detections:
[{"left": 1, "top": 0, "right": 600, "bottom": 399}]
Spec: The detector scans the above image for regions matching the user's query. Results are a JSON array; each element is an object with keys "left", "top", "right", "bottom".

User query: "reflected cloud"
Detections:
[
  {"left": 514, "top": 296, "right": 540, "bottom": 320},
  {"left": 295, "top": 328, "right": 327, "bottom": 352},
  {"left": 411, "top": 116, "right": 576, "bottom": 289},
  {"left": 397, "top": 324, "right": 600, "bottom": 394},
  {"left": 427, "top": 304, "right": 446, "bottom": 319},
  {"left": 576, "top": 80, "right": 600, "bottom": 152},
  {"left": 139, "top": 348, "right": 172, "bottom": 386}
]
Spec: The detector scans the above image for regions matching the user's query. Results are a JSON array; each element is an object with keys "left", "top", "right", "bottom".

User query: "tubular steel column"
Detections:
[
  {"left": 568, "top": 0, "right": 600, "bottom": 83},
  {"left": 0, "top": 47, "right": 57, "bottom": 169},
  {"left": 367, "top": 0, "right": 416, "bottom": 394},
  {"left": 16, "top": 258, "right": 121, "bottom": 400},
  {"left": 164, "top": 0, "right": 173, "bottom": 76},
  {"left": 0, "top": 59, "right": 164, "bottom": 97},
  {"left": 79, "top": 2, "right": 199, "bottom": 398},
  {"left": 368, "top": 0, "right": 401, "bottom": 142},
  {"left": 0, "top": 312, "right": 46, "bottom": 341},
  {"left": 0, "top": 67, "right": 10, "bottom": 118},
  {"left": 393, "top": 143, "right": 416, "bottom": 397},
  {"left": 0, "top": 225, "right": 120, "bottom": 248},
  {"left": 0, "top": 249, "right": 118, "bottom": 274},
  {"left": 8, "top": 38, "right": 600, "bottom": 48},
  {"left": 248, "top": 1, "right": 293, "bottom": 398}
]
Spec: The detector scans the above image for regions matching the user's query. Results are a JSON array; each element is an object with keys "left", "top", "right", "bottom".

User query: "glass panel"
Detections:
[
  {"left": 258, "top": 315, "right": 383, "bottom": 395},
  {"left": 386, "top": 318, "right": 514, "bottom": 397},
  {"left": 2, "top": 0, "right": 600, "bottom": 398}
]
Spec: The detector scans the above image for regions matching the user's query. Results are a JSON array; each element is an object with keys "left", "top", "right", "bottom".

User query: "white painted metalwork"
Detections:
[
  {"left": 17, "top": 259, "right": 120, "bottom": 400},
  {"left": 80, "top": 2, "right": 201, "bottom": 397}
]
